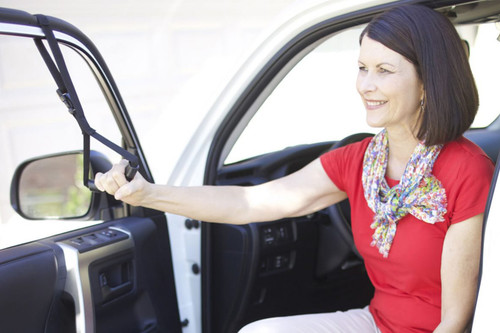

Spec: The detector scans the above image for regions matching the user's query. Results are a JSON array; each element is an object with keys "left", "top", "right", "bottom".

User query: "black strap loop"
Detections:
[{"left": 34, "top": 15, "right": 138, "bottom": 190}]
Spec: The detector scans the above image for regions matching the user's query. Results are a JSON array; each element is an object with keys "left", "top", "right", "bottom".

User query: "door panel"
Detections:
[
  {"left": 0, "top": 243, "right": 61, "bottom": 332},
  {"left": 0, "top": 215, "right": 182, "bottom": 333},
  {"left": 55, "top": 216, "right": 181, "bottom": 333}
]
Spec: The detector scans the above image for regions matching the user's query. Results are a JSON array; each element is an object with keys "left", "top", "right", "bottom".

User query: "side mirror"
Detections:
[{"left": 10, "top": 151, "right": 112, "bottom": 220}]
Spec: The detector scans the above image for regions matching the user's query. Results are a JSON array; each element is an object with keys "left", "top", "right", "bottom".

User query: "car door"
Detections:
[
  {"left": 473, "top": 156, "right": 500, "bottom": 331},
  {"left": 0, "top": 8, "right": 182, "bottom": 333}
]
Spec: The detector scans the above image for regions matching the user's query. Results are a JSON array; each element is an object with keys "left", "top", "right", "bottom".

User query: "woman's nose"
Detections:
[{"left": 356, "top": 71, "right": 376, "bottom": 93}]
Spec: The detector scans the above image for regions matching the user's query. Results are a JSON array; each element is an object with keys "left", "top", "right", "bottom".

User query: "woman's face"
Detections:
[{"left": 356, "top": 36, "right": 423, "bottom": 135}]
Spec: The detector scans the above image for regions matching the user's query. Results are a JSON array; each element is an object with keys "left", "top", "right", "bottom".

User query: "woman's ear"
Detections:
[{"left": 420, "top": 87, "right": 425, "bottom": 106}]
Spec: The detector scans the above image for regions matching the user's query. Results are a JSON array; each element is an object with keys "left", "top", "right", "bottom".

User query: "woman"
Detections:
[{"left": 95, "top": 5, "right": 494, "bottom": 333}]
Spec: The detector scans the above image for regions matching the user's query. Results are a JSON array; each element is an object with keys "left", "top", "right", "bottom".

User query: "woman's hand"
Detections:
[{"left": 94, "top": 159, "right": 150, "bottom": 206}]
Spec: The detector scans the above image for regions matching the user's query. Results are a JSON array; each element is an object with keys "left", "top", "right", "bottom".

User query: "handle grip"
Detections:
[
  {"left": 124, "top": 162, "right": 139, "bottom": 182},
  {"left": 87, "top": 180, "right": 100, "bottom": 192},
  {"left": 87, "top": 161, "right": 139, "bottom": 192}
]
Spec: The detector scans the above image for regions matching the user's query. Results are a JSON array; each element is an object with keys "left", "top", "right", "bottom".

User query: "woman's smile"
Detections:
[{"left": 365, "top": 99, "right": 388, "bottom": 110}]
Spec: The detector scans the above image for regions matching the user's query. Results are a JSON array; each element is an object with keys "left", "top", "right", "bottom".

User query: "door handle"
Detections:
[{"left": 100, "top": 279, "right": 133, "bottom": 302}]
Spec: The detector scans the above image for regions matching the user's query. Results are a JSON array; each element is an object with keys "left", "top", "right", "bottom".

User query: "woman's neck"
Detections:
[{"left": 385, "top": 129, "right": 419, "bottom": 180}]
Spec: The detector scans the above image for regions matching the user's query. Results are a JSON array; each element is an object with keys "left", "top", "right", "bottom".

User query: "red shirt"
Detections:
[{"left": 320, "top": 136, "right": 494, "bottom": 332}]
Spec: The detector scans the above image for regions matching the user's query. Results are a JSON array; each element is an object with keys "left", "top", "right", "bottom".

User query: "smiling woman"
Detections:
[{"left": 233, "top": 5, "right": 493, "bottom": 332}]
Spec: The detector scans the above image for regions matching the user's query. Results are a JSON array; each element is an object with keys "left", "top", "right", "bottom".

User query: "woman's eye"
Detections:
[
  {"left": 379, "top": 68, "right": 392, "bottom": 74},
  {"left": 358, "top": 66, "right": 367, "bottom": 72}
]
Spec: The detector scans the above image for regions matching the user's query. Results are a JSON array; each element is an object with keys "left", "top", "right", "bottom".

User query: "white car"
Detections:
[{"left": 0, "top": 1, "right": 499, "bottom": 332}]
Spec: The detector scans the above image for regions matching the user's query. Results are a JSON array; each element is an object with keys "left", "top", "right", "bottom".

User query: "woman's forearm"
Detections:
[
  {"left": 96, "top": 158, "right": 344, "bottom": 225},
  {"left": 141, "top": 184, "right": 261, "bottom": 224}
]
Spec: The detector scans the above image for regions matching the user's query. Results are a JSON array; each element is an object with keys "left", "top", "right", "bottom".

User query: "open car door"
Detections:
[
  {"left": 0, "top": 8, "right": 182, "bottom": 333},
  {"left": 473, "top": 155, "right": 500, "bottom": 331}
]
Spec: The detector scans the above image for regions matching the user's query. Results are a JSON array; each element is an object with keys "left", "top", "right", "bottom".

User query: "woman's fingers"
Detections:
[
  {"left": 115, "top": 171, "right": 146, "bottom": 204},
  {"left": 94, "top": 159, "right": 130, "bottom": 194},
  {"left": 94, "top": 172, "right": 106, "bottom": 192},
  {"left": 94, "top": 159, "right": 147, "bottom": 206}
]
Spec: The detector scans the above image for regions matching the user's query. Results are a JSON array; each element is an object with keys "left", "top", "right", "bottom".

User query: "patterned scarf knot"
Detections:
[{"left": 362, "top": 130, "right": 447, "bottom": 257}]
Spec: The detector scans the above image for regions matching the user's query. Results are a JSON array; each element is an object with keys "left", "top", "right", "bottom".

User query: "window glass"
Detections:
[
  {"left": 225, "top": 26, "right": 370, "bottom": 164},
  {"left": 225, "top": 22, "right": 500, "bottom": 165},
  {"left": 467, "top": 23, "right": 500, "bottom": 128},
  {"left": 0, "top": 35, "right": 121, "bottom": 248}
]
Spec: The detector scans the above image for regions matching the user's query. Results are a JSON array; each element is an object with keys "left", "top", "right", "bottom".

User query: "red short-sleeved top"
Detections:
[{"left": 320, "top": 136, "right": 494, "bottom": 333}]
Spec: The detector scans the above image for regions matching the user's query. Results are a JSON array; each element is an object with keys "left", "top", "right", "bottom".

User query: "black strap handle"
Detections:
[{"left": 34, "top": 15, "right": 138, "bottom": 190}]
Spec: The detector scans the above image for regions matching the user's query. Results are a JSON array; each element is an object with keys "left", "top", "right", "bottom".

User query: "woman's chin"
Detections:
[{"left": 365, "top": 118, "right": 385, "bottom": 129}]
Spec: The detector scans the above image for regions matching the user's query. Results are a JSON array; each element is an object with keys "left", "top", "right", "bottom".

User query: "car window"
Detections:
[
  {"left": 465, "top": 23, "right": 500, "bottom": 127},
  {"left": 0, "top": 35, "right": 121, "bottom": 249},
  {"left": 225, "top": 22, "right": 500, "bottom": 165}
]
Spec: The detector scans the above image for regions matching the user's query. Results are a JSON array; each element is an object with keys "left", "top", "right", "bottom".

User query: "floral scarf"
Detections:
[{"left": 362, "top": 129, "right": 447, "bottom": 257}]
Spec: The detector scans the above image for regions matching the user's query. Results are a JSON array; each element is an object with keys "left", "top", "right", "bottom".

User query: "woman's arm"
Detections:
[
  {"left": 94, "top": 158, "right": 347, "bottom": 224},
  {"left": 434, "top": 213, "right": 484, "bottom": 333}
]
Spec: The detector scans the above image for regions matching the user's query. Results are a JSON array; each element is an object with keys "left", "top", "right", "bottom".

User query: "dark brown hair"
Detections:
[{"left": 360, "top": 5, "right": 478, "bottom": 146}]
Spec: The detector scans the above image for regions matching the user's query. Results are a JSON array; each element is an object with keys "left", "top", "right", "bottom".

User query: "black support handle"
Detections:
[
  {"left": 35, "top": 14, "right": 140, "bottom": 193},
  {"left": 124, "top": 162, "right": 139, "bottom": 182},
  {"left": 86, "top": 161, "right": 139, "bottom": 192}
]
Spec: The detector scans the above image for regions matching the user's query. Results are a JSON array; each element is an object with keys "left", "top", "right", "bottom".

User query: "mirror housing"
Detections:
[{"left": 10, "top": 150, "right": 114, "bottom": 220}]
